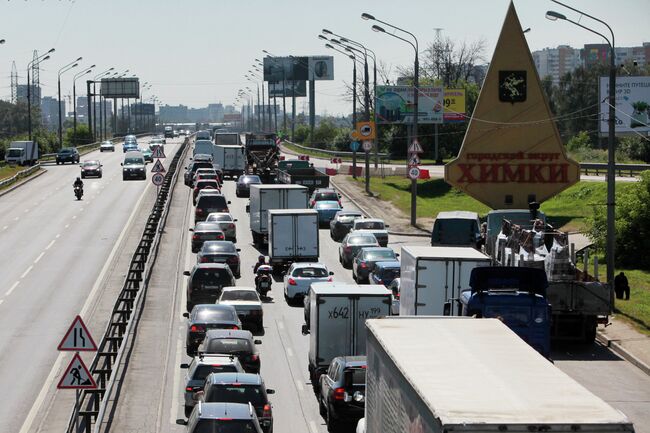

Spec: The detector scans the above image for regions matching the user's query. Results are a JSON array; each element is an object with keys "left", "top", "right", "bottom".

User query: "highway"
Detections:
[{"left": 0, "top": 137, "right": 184, "bottom": 433}]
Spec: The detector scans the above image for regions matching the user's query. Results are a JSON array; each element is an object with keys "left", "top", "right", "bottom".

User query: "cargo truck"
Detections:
[
  {"left": 214, "top": 145, "right": 245, "bottom": 178},
  {"left": 5, "top": 141, "right": 39, "bottom": 166},
  {"left": 249, "top": 184, "right": 308, "bottom": 247},
  {"left": 245, "top": 133, "right": 279, "bottom": 182},
  {"left": 362, "top": 316, "right": 634, "bottom": 433},
  {"left": 276, "top": 159, "right": 329, "bottom": 192},
  {"left": 214, "top": 132, "right": 241, "bottom": 146},
  {"left": 268, "top": 209, "right": 319, "bottom": 273},
  {"left": 302, "top": 283, "right": 391, "bottom": 391},
  {"left": 399, "top": 246, "right": 490, "bottom": 316}
]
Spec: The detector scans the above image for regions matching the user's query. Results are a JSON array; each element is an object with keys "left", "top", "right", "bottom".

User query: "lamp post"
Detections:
[
  {"left": 364, "top": 13, "right": 420, "bottom": 226},
  {"left": 27, "top": 48, "right": 55, "bottom": 141},
  {"left": 251, "top": 66, "right": 266, "bottom": 131},
  {"left": 0, "top": 39, "right": 5, "bottom": 45},
  {"left": 263, "top": 50, "right": 287, "bottom": 134},
  {"left": 246, "top": 75, "right": 261, "bottom": 131},
  {"left": 89, "top": 67, "right": 113, "bottom": 141},
  {"left": 546, "top": 0, "right": 617, "bottom": 289},
  {"left": 57, "top": 57, "right": 81, "bottom": 148},
  {"left": 73, "top": 65, "right": 94, "bottom": 143}
]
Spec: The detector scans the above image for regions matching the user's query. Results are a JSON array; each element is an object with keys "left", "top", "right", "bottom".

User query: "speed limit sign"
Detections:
[{"left": 408, "top": 167, "right": 420, "bottom": 180}]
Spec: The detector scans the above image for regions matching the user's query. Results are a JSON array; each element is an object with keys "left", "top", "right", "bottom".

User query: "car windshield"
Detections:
[
  {"left": 348, "top": 236, "right": 376, "bottom": 245},
  {"left": 124, "top": 158, "right": 143, "bottom": 164},
  {"left": 193, "top": 269, "right": 232, "bottom": 287},
  {"left": 206, "top": 338, "right": 252, "bottom": 354},
  {"left": 199, "top": 196, "right": 228, "bottom": 210},
  {"left": 356, "top": 221, "right": 384, "bottom": 230},
  {"left": 193, "top": 162, "right": 214, "bottom": 172},
  {"left": 7, "top": 149, "right": 22, "bottom": 157},
  {"left": 432, "top": 219, "right": 479, "bottom": 245},
  {"left": 221, "top": 291, "right": 259, "bottom": 302},
  {"left": 241, "top": 176, "right": 261, "bottom": 184},
  {"left": 315, "top": 192, "right": 338, "bottom": 200},
  {"left": 207, "top": 385, "right": 265, "bottom": 406},
  {"left": 317, "top": 203, "right": 340, "bottom": 209},
  {"left": 365, "top": 250, "right": 395, "bottom": 260},
  {"left": 338, "top": 214, "right": 362, "bottom": 222},
  {"left": 59, "top": 148, "right": 74, "bottom": 154},
  {"left": 193, "top": 364, "right": 238, "bottom": 381},
  {"left": 203, "top": 242, "right": 236, "bottom": 253},
  {"left": 194, "top": 419, "right": 258, "bottom": 433},
  {"left": 293, "top": 267, "right": 328, "bottom": 278},
  {"left": 82, "top": 161, "right": 99, "bottom": 166}
]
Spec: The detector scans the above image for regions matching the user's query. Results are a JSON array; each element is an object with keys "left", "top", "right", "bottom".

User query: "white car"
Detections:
[
  {"left": 217, "top": 287, "right": 263, "bottom": 333},
  {"left": 350, "top": 218, "right": 389, "bottom": 247},
  {"left": 205, "top": 212, "right": 237, "bottom": 242},
  {"left": 283, "top": 262, "right": 333, "bottom": 302},
  {"left": 99, "top": 140, "right": 115, "bottom": 152}
]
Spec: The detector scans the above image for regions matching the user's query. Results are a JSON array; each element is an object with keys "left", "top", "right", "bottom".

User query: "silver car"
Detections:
[
  {"left": 99, "top": 140, "right": 115, "bottom": 152},
  {"left": 283, "top": 262, "right": 333, "bottom": 302},
  {"left": 350, "top": 218, "right": 389, "bottom": 247},
  {"left": 217, "top": 287, "right": 264, "bottom": 333},
  {"left": 205, "top": 212, "right": 238, "bottom": 242}
]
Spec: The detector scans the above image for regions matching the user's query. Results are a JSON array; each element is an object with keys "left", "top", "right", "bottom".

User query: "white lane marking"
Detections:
[
  {"left": 0, "top": 299, "right": 4, "bottom": 306},
  {"left": 21, "top": 265, "right": 34, "bottom": 279},
  {"left": 24, "top": 209, "right": 29, "bottom": 213},
  {"left": 295, "top": 379, "right": 304, "bottom": 392},
  {"left": 2, "top": 226, "right": 7, "bottom": 231},
  {"left": 286, "top": 347, "right": 294, "bottom": 357},
  {"left": 34, "top": 252, "right": 45, "bottom": 264},
  {"left": 5, "top": 281, "right": 19, "bottom": 296},
  {"left": 309, "top": 420, "right": 319, "bottom": 433},
  {"left": 45, "top": 240, "right": 55, "bottom": 250},
  {"left": 79, "top": 207, "right": 84, "bottom": 212},
  {"left": 14, "top": 216, "right": 19, "bottom": 221},
  {"left": 65, "top": 224, "right": 70, "bottom": 229},
  {"left": 72, "top": 215, "right": 77, "bottom": 220},
  {"left": 55, "top": 234, "right": 61, "bottom": 239},
  {"left": 170, "top": 336, "right": 184, "bottom": 425},
  {"left": 277, "top": 320, "right": 285, "bottom": 330}
]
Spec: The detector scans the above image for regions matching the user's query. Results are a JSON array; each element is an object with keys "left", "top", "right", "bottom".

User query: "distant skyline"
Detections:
[{"left": 1, "top": 0, "right": 648, "bottom": 116}]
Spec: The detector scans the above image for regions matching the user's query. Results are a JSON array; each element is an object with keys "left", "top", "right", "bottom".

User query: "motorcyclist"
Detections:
[
  {"left": 73, "top": 177, "right": 84, "bottom": 190},
  {"left": 253, "top": 255, "right": 266, "bottom": 274}
]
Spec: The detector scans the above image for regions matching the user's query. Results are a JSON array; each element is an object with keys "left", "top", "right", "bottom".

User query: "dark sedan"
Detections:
[
  {"left": 235, "top": 175, "right": 262, "bottom": 197},
  {"left": 80, "top": 160, "right": 103, "bottom": 178},
  {"left": 56, "top": 147, "right": 79, "bottom": 164},
  {"left": 198, "top": 329, "right": 262, "bottom": 374},
  {"left": 182, "top": 304, "right": 242, "bottom": 356},
  {"left": 329, "top": 211, "right": 364, "bottom": 241},
  {"left": 352, "top": 247, "right": 399, "bottom": 283},
  {"left": 338, "top": 232, "right": 379, "bottom": 269},
  {"left": 197, "top": 241, "right": 241, "bottom": 278},
  {"left": 190, "top": 222, "right": 226, "bottom": 253}
]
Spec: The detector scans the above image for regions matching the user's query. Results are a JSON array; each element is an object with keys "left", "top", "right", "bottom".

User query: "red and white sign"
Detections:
[
  {"left": 152, "top": 172, "right": 165, "bottom": 186},
  {"left": 408, "top": 167, "right": 421, "bottom": 180},
  {"left": 57, "top": 353, "right": 97, "bottom": 389},
  {"left": 408, "top": 140, "right": 423, "bottom": 154},
  {"left": 151, "top": 146, "right": 166, "bottom": 159},
  {"left": 58, "top": 315, "right": 97, "bottom": 352},
  {"left": 298, "top": 155, "right": 310, "bottom": 161}
]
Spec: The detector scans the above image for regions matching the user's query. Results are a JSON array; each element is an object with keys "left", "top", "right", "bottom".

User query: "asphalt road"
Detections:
[
  {"left": 0, "top": 137, "right": 184, "bottom": 433},
  {"left": 105, "top": 149, "right": 650, "bottom": 433}
]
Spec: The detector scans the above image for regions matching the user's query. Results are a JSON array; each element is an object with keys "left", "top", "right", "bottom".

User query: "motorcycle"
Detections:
[
  {"left": 74, "top": 185, "right": 83, "bottom": 201},
  {"left": 254, "top": 264, "right": 273, "bottom": 298}
]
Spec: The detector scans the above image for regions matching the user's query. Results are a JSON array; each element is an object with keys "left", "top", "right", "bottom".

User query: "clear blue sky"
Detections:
[{"left": 1, "top": 0, "right": 648, "bottom": 116}]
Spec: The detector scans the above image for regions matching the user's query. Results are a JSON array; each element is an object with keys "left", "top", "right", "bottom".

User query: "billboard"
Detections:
[
  {"left": 100, "top": 78, "right": 139, "bottom": 98},
  {"left": 224, "top": 113, "right": 242, "bottom": 123},
  {"left": 309, "top": 56, "right": 334, "bottom": 80},
  {"left": 375, "top": 85, "right": 443, "bottom": 124},
  {"left": 133, "top": 103, "right": 154, "bottom": 116},
  {"left": 268, "top": 80, "right": 307, "bottom": 97},
  {"left": 443, "top": 88, "right": 466, "bottom": 122},
  {"left": 599, "top": 76, "right": 650, "bottom": 134},
  {"left": 263, "top": 56, "right": 309, "bottom": 82}
]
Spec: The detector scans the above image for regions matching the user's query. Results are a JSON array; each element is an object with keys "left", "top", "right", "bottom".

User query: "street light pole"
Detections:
[
  {"left": 73, "top": 65, "right": 95, "bottom": 143},
  {"left": 57, "top": 57, "right": 82, "bottom": 147},
  {"left": 27, "top": 48, "right": 55, "bottom": 141}
]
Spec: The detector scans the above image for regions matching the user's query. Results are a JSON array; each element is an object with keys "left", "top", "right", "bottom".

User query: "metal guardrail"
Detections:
[
  {"left": 282, "top": 140, "right": 390, "bottom": 160},
  {"left": 41, "top": 133, "right": 152, "bottom": 160},
  {"left": 65, "top": 135, "right": 190, "bottom": 433},
  {"left": 0, "top": 164, "right": 42, "bottom": 189},
  {"left": 580, "top": 162, "right": 649, "bottom": 177}
]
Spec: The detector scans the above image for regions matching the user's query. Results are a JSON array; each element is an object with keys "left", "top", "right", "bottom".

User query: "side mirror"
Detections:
[
  {"left": 236, "top": 248, "right": 241, "bottom": 252},
  {"left": 227, "top": 201, "right": 231, "bottom": 204},
  {"left": 180, "top": 363, "right": 189, "bottom": 369},
  {"left": 329, "top": 271, "right": 334, "bottom": 276},
  {"left": 120, "top": 162, "right": 123, "bottom": 166},
  {"left": 267, "top": 389, "right": 276, "bottom": 394},
  {"left": 385, "top": 224, "right": 390, "bottom": 228},
  {"left": 189, "top": 228, "right": 194, "bottom": 232},
  {"left": 395, "top": 253, "right": 400, "bottom": 257},
  {"left": 182, "top": 312, "right": 189, "bottom": 318},
  {"left": 254, "top": 339, "right": 262, "bottom": 345},
  {"left": 183, "top": 271, "right": 191, "bottom": 276},
  {"left": 301, "top": 324, "right": 310, "bottom": 335},
  {"left": 233, "top": 219, "right": 238, "bottom": 222},
  {"left": 175, "top": 419, "right": 188, "bottom": 426}
]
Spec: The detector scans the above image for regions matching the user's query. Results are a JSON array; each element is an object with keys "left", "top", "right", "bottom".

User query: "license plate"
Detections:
[
  {"left": 260, "top": 282, "right": 269, "bottom": 288},
  {"left": 203, "top": 285, "right": 220, "bottom": 290}
]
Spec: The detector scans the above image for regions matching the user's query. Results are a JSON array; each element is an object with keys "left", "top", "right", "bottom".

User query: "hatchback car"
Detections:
[
  {"left": 235, "top": 175, "right": 262, "bottom": 197},
  {"left": 309, "top": 188, "right": 341, "bottom": 208},
  {"left": 121, "top": 151, "right": 146, "bottom": 180},
  {"left": 218, "top": 287, "right": 263, "bottom": 333},
  {"left": 181, "top": 355, "right": 245, "bottom": 417},
  {"left": 56, "top": 147, "right": 80, "bottom": 164},
  {"left": 122, "top": 141, "right": 138, "bottom": 153},
  {"left": 319, "top": 356, "right": 367, "bottom": 431},
  {"left": 205, "top": 212, "right": 237, "bottom": 242},
  {"left": 80, "top": 160, "right": 102, "bottom": 178},
  {"left": 199, "top": 329, "right": 261, "bottom": 374},
  {"left": 185, "top": 161, "right": 216, "bottom": 186},
  {"left": 197, "top": 373, "right": 274, "bottom": 433},
  {"left": 197, "top": 241, "right": 241, "bottom": 278},
  {"left": 283, "top": 262, "right": 333, "bottom": 302},
  {"left": 141, "top": 147, "right": 153, "bottom": 163},
  {"left": 338, "top": 232, "right": 379, "bottom": 268},
  {"left": 314, "top": 201, "right": 343, "bottom": 226},
  {"left": 183, "top": 304, "right": 242, "bottom": 356},
  {"left": 184, "top": 263, "right": 236, "bottom": 311},
  {"left": 195, "top": 167, "right": 223, "bottom": 185},
  {"left": 369, "top": 260, "right": 401, "bottom": 287},
  {"left": 350, "top": 218, "right": 389, "bottom": 247},
  {"left": 193, "top": 180, "right": 221, "bottom": 205},
  {"left": 99, "top": 141, "right": 115, "bottom": 152},
  {"left": 352, "top": 247, "right": 399, "bottom": 283},
  {"left": 329, "top": 210, "right": 364, "bottom": 241},
  {"left": 191, "top": 222, "right": 226, "bottom": 253},
  {"left": 184, "top": 402, "right": 263, "bottom": 433},
  {"left": 195, "top": 195, "right": 231, "bottom": 223}
]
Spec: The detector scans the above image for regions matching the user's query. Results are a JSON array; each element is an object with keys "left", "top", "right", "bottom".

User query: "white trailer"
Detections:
[
  {"left": 5, "top": 141, "right": 39, "bottom": 165},
  {"left": 268, "top": 209, "right": 319, "bottom": 271},
  {"left": 400, "top": 246, "right": 490, "bottom": 316},
  {"left": 363, "top": 316, "right": 634, "bottom": 433},
  {"left": 214, "top": 145, "right": 245, "bottom": 178},
  {"left": 302, "top": 283, "right": 391, "bottom": 390},
  {"left": 249, "top": 184, "right": 308, "bottom": 246}
]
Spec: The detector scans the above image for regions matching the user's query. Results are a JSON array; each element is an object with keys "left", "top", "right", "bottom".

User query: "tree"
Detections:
[{"left": 64, "top": 124, "right": 93, "bottom": 146}]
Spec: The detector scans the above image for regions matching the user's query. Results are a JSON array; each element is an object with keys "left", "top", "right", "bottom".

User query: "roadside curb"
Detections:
[
  {"left": 596, "top": 330, "right": 650, "bottom": 376},
  {"left": 0, "top": 167, "right": 47, "bottom": 198}
]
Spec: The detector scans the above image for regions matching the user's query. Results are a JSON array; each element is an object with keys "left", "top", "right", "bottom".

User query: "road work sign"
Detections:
[
  {"left": 57, "top": 353, "right": 97, "bottom": 389},
  {"left": 58, "top": 315, "right": 97, "bottom": 352},
  {"left": 151, "top": 159, "right": 166, "bottom": 173},
  {"left": 151, "top": 146, "right": 166, "bottom": 159}
]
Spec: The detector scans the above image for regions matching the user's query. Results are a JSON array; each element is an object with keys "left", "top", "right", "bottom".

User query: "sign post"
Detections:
[{"left": 151, "top": 145, "right": 166, "bottom": 195}]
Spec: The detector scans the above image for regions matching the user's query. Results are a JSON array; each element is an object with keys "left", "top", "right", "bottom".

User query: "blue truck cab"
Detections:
[{"left": 460, "top": 266, "right": 551, "bottom": 358}]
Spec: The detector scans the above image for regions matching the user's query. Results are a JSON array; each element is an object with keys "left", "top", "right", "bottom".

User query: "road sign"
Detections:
[
  {"left": 408, "top": 140, "right": 423, "bottom": 154},
  {"left": 58, "top": 315, "right": 97, "bottom": 352},
  {"left": 350, "top": 141, "right": 360, "bottom": 152},
  {"left": 408, "top": 154, "right": 421, "bottom": 166},
  {"left": 151, "top": 172, "right": 165, "bottom": 186},
  {"left": 331, "top": 158, "right": 342, "bottom": 164},
  {"left": 362, "top": 140, "right": 373, "bottom": 152},
  {"left": 408, "top": 167, "right": 421, "bottom": 180},
  {"left": 150, "top": 159, "right": 166, "bottom": 173},
  {"left": 151, "top": 146, "right": 166, "bottom": 159},
  {"left": 356, "top": 121, "right": 376, "bottom": 140},
  {"left": 57, "top": 353, "right": 97, "bottom": 389}
]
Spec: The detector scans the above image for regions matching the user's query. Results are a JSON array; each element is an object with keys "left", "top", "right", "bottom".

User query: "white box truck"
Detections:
[
  {"left": 5, "top": 141, "right": 39, "bottom": 165},
  {"left": 400, "top": 246, "right": 490, "bottom": 316},
  {"left": 249, "top": 184, "right": 308, "bottom": 247},
  {"left": 362, "top": 316, "right": 634, "bottom": 433},
  {"left": 302, "top": 282, "right": 392, "bottom": 390},
  {"left": 214, "top": 145, "right": 245, "bottom": 178},
  {"left": 268, "top": 209, "right": 319, "bottom": 272}
]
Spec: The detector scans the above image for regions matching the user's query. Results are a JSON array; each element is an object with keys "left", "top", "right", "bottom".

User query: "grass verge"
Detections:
[
  {"left": 0, "top": 164, "right": 26, "bottom": 181},
  {"left": 615, "top": 269, "right": 650, "bottom": 335}
]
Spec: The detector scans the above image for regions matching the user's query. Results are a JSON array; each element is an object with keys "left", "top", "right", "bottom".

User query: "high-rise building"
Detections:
[
  {"left": 160, "top": 104, "right": 189, "bottom": 123},
  {"left": 532, "top": 45, "right": 581, "bottom": 84},
  {"left": 16, "top": 84, "right": 41, "bottom": 103},
  {"left": 40, "top": 96, "right": 65, "bottom": 129}
]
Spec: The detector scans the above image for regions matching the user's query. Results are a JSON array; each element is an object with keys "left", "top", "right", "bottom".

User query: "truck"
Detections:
[
  {"left": 249, "top": 184, "right": 308, "bottom": 247},
  {"left": 164, "top": 125, "right": 174, "bottom": 138},
  {"left": 301, "top": 282, "right": 392, "bottom": 391},
  {"left": 268, "top": 209, "right": 319, "bottom": 272},
  {"left": 244, "top": 133, "right": 279, "bottom": 182},
  {"left": 362, "top": 316, "right": 634, "bottom": 433},
  {"left": 5, "top": 141, "right": 39, "bottom": 166},
  {"left": 214, "top": 145, "right": 245, "bottom": 178},
  {"left": 214, "top": 132, "right": 241, "bottom": 146},
  {"left": 485, "top": 208, "right": 546, "bottom": 257},
  {"left": 276, "top": 159, "right": 329, "bottom": 192},
  {"left": 399, "top": 246, "right": 490, "bottom": 316}
]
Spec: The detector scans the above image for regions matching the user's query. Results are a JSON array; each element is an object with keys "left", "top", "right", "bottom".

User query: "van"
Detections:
[
  {"left": 121, "top": 151, "right": 146, "bottom": 180},
  {"left": 431, "top": 211, "right": 481, "bottom": 247},
  {"left": 196, "top": 130, "right": 211, "bottom": 141},
  {"left": 193, "top": 140, "right": 215, "bottom": 159}
]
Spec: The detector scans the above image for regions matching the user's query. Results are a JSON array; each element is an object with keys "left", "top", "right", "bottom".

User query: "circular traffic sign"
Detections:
[
  {"left": 408, "top": 167, "right": 420, "bottom": 180},
  {"left": 151, "top": 172, "right": 165, "bottom": 186},
  {"left": 362, "top": 140, "right": 373, "bottom": 152},
  {"left": 350, "top": 141, "right": 360, "bottom": 152},
  {"left": 360, "top": 124, "right": 373, "bottom": 137}
]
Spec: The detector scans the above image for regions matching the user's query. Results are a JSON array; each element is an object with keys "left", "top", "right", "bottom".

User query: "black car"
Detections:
[
  {"left": 190, "top": 222, "right": 226, "bottom": 253},
  {"left": 184, "top": 263, "right": 236, "bottom": 311},
  {"left": 319, "top": 356, "right": 366, "bottom": 430},
  {"left": 329, "top": 210, "right": 364, "bottom": 242},
  {"left": 235, "top": 175, "right": 262, "bottom": 197},
  {"left": 185, "top": 161, "right": 216, "bottom": 187},
  {"left": 182, "top": 304, "right": 242, "bottom": 356},
  {"left": 195, "top": 195, "right": 230, "bottom": 224},
  {"left": 197, "top": 241, "right": 241, "bottom": 278},
  {"left": 199, "top": 329, "right": 262, "bottom": 374},
  {"left": 56, "top": 147, "right": 80, "bottom": 164}
]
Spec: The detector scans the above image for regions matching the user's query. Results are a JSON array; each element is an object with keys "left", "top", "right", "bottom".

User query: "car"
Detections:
[
  {"left": 141, "top": 147, "right": 153, "bottom": 163},
  {"left": 193, "top": 179, "right": 221, "bottom": 205},
  {"left": 56, "top": 147, "right": 80, "bottom": 164},
  {"left": 195, "top": 194, "right": 231, "bottom": 223},
  {"left": 148, "top": 138, "right": 165, "bottom": 148},
  {"left": 122, "top": 142, "right": 138, "bottom": 153},
  {"left": 235, "top": 175, "right": 262, "bottom": 198},
  {"left": 205, "top": 212, "right": 237, "bottom": 242},
  {"left": 193, "top": 153, "right": 214, "bottom": 163},
  {"left": 183, "top": 402, "right": 263, "bottom": 432},
  {"left": 99, "top": 140, "right": 115, "bottom": 152},
  {"left": 369, "top": 260, "right": 401, "bottom": 287},
  {"left": 190, "top": 222, "right": 226, "bottom": 253},
  {"left": 218, "top": 287, "right": 263, "bottom": 333},
  {"left": 80, "top": 160, "right": 103, "bottom": 178},
  {"left": 183, "top": 304, "right": 242, "bottom": 356},
  {"left": 197, "top": 373, "right": 275, "bottom": 433},
  {"left": 314, "top": 201, "right": 343, "bottom": 226},
  {"left": 329, "top": 210, "right": 364, "bottom": 242},
  {"left": 185, "top": 161, "right": 216, "bottom": 186},
  {"left": 195, "top": 189, "right": 224, "bottom": 207},
  {"left": 195, "top": 171, "right": 219, "bottom": 184},
  {"left": 181, "top": 355, "right": 245, "bottom": 417},
  {"left": 196, "top": 130, "right": 211, "bottom": 141},
  {"left": 352, "top": 247, "right": 399, "bottom": 283},
  {"left": 283, "top": 262, "right": 333, "bottom": 302},
  {"left": 319, "top": 356, "right": 367, "bottom": 431},
  {"left": 164, "top": 126, "right": 174, "bottom": 138},
  {"left": 197, "top": 241, "right": 241, "bottom": 278},
  {"left": 198, "top": 329, "right": 261, "bottom": 373},
  {"left": 431, "top": 210, "right": 482, "bottom": 248},
  {"left": 350, "top": 218, "right": 389, "bottom": 247},
  {"left": 173, "top": 130, "right": 179, "bottom": 137},
  {"left": 121, "top": 151, "right": 146, "bottom": 180},
  {"left": 183, "top": 263, "right": 236, "bottom": 311},
  {"left": 338, "top": 232, "right": 379, "bottom": 269},
  {"left": 387, "top": 278, "right": 401, "bottom": 315},
  {"left": 309, "top": 188, "right": 341, "bottom": 208},
  {"left": 194, "top": 166, "right": 223, "bottom": 185},
  {"left": 179, "top": 129, "right": 187, "bottom": 136},
  {"left": 124, "top": 134, "right": 137, "bottom": 143}
]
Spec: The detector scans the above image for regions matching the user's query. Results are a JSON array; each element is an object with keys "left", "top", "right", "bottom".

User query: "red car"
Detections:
[{"left": 193, "top": 179, "right": 220, "bottom": 205}]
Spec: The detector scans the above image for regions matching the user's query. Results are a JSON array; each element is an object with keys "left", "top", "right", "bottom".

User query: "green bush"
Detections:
[{"left": 618, "top": 135, "right": 650, "bottom": 163}]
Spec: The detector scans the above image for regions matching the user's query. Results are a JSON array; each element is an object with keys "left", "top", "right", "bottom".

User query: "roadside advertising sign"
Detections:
[
  {"left": 443, "top": 88, "right": 467, "bottom": 122},
  {"left": 599, "top": 76, "right": 650, "bottom": 135},
  {"left": 376, "top": 85, "right": 444, "bottom": 124}
]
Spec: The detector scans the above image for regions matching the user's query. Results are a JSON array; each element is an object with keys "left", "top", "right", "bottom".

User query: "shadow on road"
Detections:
[{"left": 551, "top": 340, "right": 623, "bottom": 362}]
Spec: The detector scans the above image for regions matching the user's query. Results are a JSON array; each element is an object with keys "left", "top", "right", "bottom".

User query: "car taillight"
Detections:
[
  {"left": 310, "top": 200, "right": 315, "bottom": 206},
  {"left": 344, "top": 246, "right": 352, "bottom": 253},
  {"left": 230, "top": 325, "right": 239, "bottom": 330},
  {"left": 250, "top": 310, "right": 263, "bottom": 316},
  {"left": 211, "top": 364, "right": 222, "bottom": 367},
  {"left": 333, "top": 387, "right": 346, "bottom": 401},
  {"left": 200, "top": 257, "right": 209, "bottom": 263},
  {"left": 185, "top": 386, "right": 194, "bottom": 392},
  {"left": 192, "top": 235, "right": 199, "bottom": 240},
  {"left": 360, "top": 262, "right": 367, "bottom": 269},
  {"left": 262, "top": 404, "right": 272, "bottom": 418},
  {"left": 288, "top": 277, "right": 297, "bottom": 286},
  {"left": 190, "top": 325, "right": 205, "bottom": 332},
  {"left": 228, "top": 223, "right": 235, "bottom": 229},
  {"left": 196, "top": 208, "right": 204, "bottom": 215},
  {"left": 227, "top": 256, "right": 239, "bottom": 264},
  {"left": 217, "top": 233, "right": 224, "bottom": 240},
  {"left": 250, "top": 354, "right": 259, "bottom": 361},
  {"left": 327, "top": 276, "right": 333, "bottom": 282},
  {"left": 395, "top": 291, "right": 400, "bottom": 299}
]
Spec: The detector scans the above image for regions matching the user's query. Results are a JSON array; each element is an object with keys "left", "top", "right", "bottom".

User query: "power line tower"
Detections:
[
  {"left": 10, "top": 61, "right": 18, "bottom": 103},
  {"left": 31, "top": 50, "right": 41, "bottom": 107}
]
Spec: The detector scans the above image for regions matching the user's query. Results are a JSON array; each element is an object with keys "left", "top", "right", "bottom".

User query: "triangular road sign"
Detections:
[
  {"left": 151, "top": 159, "right": 166, "bottom": 173},
  {"left": 408, "top": 140, "right": 423, "bottom": 154},
  {"left": 409, "top": 154, "right": 421, "bottom": 166},
  {"left": 151, "top": 146, "right": 166, "bottom": 159},
  {"left": 57, "top": 353, "right": 97, "bottom": 389},
  {"left": 58, "top": 315, "right": 97, "bottom": 352}
]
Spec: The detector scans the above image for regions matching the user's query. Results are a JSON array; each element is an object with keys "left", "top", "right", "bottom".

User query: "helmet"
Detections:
[
  {"left": 76, "top": 177, "right": 81, "bottom": 182},
  {"left": 258, "top": 255, "right": 265, "bottom": 262}
]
